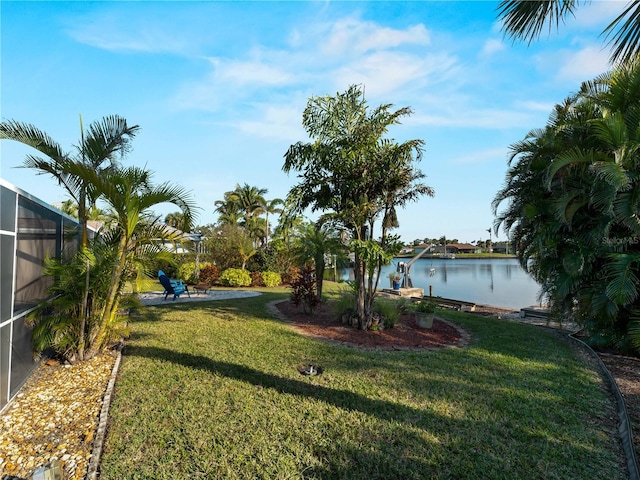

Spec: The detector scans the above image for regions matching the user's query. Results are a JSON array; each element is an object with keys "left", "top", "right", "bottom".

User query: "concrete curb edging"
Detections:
[
  {"left": 86, "top": 347, "right": 123, "bottom": 480},
  {"left": 567, "top": 332, "right": 639, "bottom": 480}
]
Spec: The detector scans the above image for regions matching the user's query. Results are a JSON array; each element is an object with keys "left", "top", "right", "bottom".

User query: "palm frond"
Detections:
[
  {"left": 603, "top": 2, "right": 640, "bottom": 64},
  {"left": 497, "top": 0, "right": 579, "bottom": 44}
]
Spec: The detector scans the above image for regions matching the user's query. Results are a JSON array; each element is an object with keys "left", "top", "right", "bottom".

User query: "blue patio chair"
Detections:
[{"left": 158, "top": 270, "right": 191, "bottom": 301}]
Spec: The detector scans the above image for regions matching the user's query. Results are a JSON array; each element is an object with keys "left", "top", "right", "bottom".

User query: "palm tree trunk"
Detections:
[
  {"left": 87, "top": 234, "right": 128, "bottom": 358},
  {"left": 78, "top": 189, "right": 89, "bottom": 362},
  {"left": 353, "top": 251, "right": 368, "bottom": 329}
]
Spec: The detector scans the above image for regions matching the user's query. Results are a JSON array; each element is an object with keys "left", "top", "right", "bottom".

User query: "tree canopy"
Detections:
[
  {"left": 284, "top": 84, "right": 433, "bottom": 329},
  {"left": 493, "top": 61, "right": 640, "bottom": 353}
]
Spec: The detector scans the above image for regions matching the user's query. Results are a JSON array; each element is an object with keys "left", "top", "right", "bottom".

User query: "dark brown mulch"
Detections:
[
  {"left": 598, "top": 353, "right": 640, "bottom": 459},
  {"left": 274, "top": 300, "right": 466, "bottom": 350}
]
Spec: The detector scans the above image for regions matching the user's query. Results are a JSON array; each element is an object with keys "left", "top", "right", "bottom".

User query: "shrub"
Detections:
[
  {"left": 331, "top": 286, "right": 355, "bottom": 319},
  {"left": 281, "top": 266, "right": 300, "bottom": 285},
  {"left": 250, "top": 271, "right": 265, "bottom": 287},
  {"left": 411, "top": 299, "right": 437, "bottom": 313},
  {"left": 178, "top": 262, "right": 198, "bottom": 284},
  {"left": 261, "top": 271, "right": 281, "bottom": 287},
  {"left": 220, "top": 268, "right": 252, "bottom": 287},
  {"left": 199, "top": 264, "right": 219, "bottom": 285},
  {"left": 289, "top": 265, "right": 319, "bottom": 314}
]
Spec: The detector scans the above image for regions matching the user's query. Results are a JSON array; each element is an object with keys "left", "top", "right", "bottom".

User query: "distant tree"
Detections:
[
  {"left": 291, "top": 221, "right": 345, "bottom": 299},
  {"left": 209, "top": 223, "right": 256, "bottom": 271},
  {"left": 214, "top": 191, "right": 242, "bottom": 226},
  {"left": 262, "top": 197, "right": 284, "bottom": 247},
  {"left": 164, "top": 211, "right": 187, "bottom": 230},
  {"left": 231, "top": 183, "right": 267, "bottom": 243},
  {"left": 60, "top": 199, "right": 79, "bottom": 218}
]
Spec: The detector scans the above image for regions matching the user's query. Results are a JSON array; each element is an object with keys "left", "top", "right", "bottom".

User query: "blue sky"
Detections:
[{"left": 0, "top": 1, "right": 619, "bottom": 244}]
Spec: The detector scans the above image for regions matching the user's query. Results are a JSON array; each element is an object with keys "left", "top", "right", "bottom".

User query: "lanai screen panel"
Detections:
[{"left": 14, "top": 196, "right": 60, "bottom": 313}]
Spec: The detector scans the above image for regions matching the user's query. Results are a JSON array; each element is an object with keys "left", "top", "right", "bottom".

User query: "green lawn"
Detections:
[{"left": 100, "top": 289, "right": 624, "bottom": 479}]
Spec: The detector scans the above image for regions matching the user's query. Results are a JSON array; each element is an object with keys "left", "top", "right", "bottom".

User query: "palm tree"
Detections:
[
  {"left": 164, "top": 211, "right": 187, "bottom": 230},
  {"left": 283, "top": 85, "right": 432, "bottom": 329},
  {"left": 262, "top": 197, "right": 283, "bottom": 247},
  {"left": 75, "top": 164, "right": 197, "bottom": 358},
  {"left": 493, "top": 60, "right": 640, "bottom": 353},
  {"left": 231, "top": 183, "right": 266, "bottom": 221},
  {"left": 59, "top": 199, "right": 79, "bottom": 218},
  {"left": 497, "top": 0, "right": 640, "bottom": 64},
  {"left": 0, "top": 115, "right": 139, "bottom": 246},
  {"left": 0, "top": 114, "right": 139, "bottom": 360},
  {"left": 214, "top": 191, "right": 242, "bottom": 226},
  {"left": 215, "top": 184, "right": 269, "bottom": 246},
  {"left": 291, "top": 221, "right": 345, "bottom": 299}
]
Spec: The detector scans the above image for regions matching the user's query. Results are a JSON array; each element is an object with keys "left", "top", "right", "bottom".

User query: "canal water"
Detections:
[{"left": 342, "top": 257, "right": 543, "bottom": 310}]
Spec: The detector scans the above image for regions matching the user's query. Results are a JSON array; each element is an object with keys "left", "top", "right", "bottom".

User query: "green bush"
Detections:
[
  {"left": 220, "top": 268, "right": 252, "bottom": 287},
  {"left": 178, "top": 262, "right": 198, "bottom": 284},
  {"left": 261, "top": 271, "right": 281, "bottom": 287}
]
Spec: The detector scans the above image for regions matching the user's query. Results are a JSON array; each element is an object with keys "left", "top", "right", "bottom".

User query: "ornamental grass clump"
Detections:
[{"left": 374, "top": 297, "right": 402, "bottom": 329}]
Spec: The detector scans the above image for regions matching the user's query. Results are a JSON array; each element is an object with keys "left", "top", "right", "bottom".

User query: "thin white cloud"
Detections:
[
  {"left": 319, "top": 18, "right": 430, "bottom": 56},
  {"left": 450, "top": 147, "right": 510, "bottom": 165},
  {"left": 175, "top": 16, "right": 448, "bottom": 113},
  {"left": 571, "top": 1, "right": 622, "bottom": 28},
  {"left": 556, "top": 45, "right": 611, "bottom": 82},
  {"left": 208, "top": 58, "right": 295, "bottom": 87},
  {"left": 333, "top": 51, "right": 459, "bottom": 97},
  {"left": 232, "top": 102, "right": 307, "bottom": 141},
  {"left": 410, "top": 108, "right": 538, "bottom": 129},
  {"left": 65, "top": 13, "right": 190, "bottom": 54},
  {"left": 515, "top": 100, "right": 556, "bottom": 113},
  {"left": 480, "top": 39, "right": 505, "bottom": 57}
]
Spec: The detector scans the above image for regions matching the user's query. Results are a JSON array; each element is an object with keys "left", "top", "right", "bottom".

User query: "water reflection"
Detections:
[{"left": 340, "top": 258, "right": 542, "bottom": 310}]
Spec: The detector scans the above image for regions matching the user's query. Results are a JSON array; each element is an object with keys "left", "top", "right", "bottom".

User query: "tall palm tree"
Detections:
[
  {"left": 215, "top": 184, "right": 269, "bottom": 246},
  {"left": 497, "top": 0, "right": 640, "bottom": 64},
  {"left": 262, "top": 197, "right": 283, "bottom": 247},
  {"left": 0, "top": 115, "right": 139, "bottom": 246},
  {"left": 283, "top": 85, "right": 431, "bottom": 329},
  {"left": 164, "top": 211, "right": 186, "bottom": 230},
  {"left": 231, "top": 183, "right": 267, "bottom": 244},
  {"left": 59, "top": 199, "right": 79, "bottom": 218},
  {"left": 231, "top": 183, "right": 266, "bottom": 220},
  {"left": 214, "top": 191, "right": 242, "bottom": 226}
]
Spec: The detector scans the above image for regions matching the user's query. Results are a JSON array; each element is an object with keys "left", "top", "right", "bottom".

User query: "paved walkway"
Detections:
[{"left": 138, "top": 289, "right": 262, "bottom": 306}]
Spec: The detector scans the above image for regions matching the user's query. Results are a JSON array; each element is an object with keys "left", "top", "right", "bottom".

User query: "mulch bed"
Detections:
[{"left": 274, "top": 300, "right": 467, "bottom": 350}]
